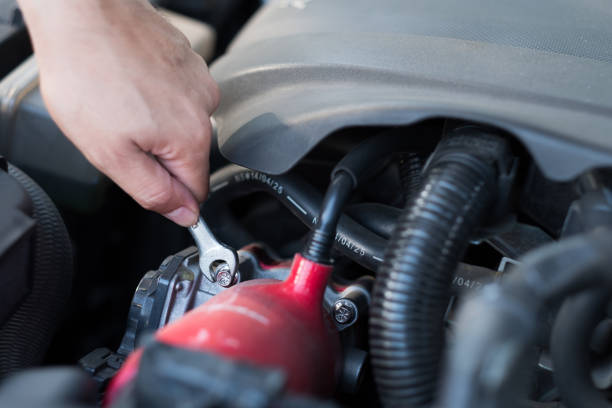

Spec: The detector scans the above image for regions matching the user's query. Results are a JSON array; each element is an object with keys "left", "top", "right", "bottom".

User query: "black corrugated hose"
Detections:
[
  {"left": 369, "top": 127, "right": 510, "bottom": 408},
  {"left": 0, "top": 164, "right": 73, "bottom": 377}
]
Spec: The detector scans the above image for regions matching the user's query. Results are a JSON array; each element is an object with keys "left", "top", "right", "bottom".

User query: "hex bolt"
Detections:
[
  {"left": 214, "top": 262, "right": 234, "bottom": 288},
  {"left": 333, "top": 299, "right": 358, "bottom": 325}
]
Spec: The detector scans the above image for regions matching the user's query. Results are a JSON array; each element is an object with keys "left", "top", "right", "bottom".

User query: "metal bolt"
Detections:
[
  {"left": 333, "top": 299, "right": 357, "bottom": 325},
  {"left": 214, "top": 262, "right": 234, "bottom": 288}
]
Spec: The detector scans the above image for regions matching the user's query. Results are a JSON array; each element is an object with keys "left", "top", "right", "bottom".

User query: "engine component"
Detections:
[
  {"left": 438, "top": 228, "right": 612, "bottom": 408},
  {"left": 108, "top": 254, "right": 341, "bottom": 403},
  {"left": 111, "top": 340, "right": 339, "bottom": 408},
  {"left": 0, "top": 163, "right": 73, "bottom": 378},
  {"left": 333, "top": 277, "right": 373, "bottom": 330},
  {"left": 304, "top": 130, "right": 429, "bottom": 265},
  {"left": 370, "top": 126, "right": 513, "bottom": 407},
  {"left": 211, "top": 0, "right": 612, "bottom": 181},
  {"left": 79, "top": 348, "right": 125, "bottom": 397},
  {"left": 0, "top": 367, "right": 97, "bottom": 408},
  {"left": 129, "top": 341, "right": 287, "bottom": 408},
  {"left": 551, "top": 288, "right": 612, "bottom": 408},
  {"left": 304, "top": 171, "right": 354, "bottom": 264},
  {"left": 117, "top": 245, "right": 293, "bottom": 357},
  {"left": 339, "top": 348, "right": 369, "bottom": 396},
  {"left": 205, "top": 165, "right": 387, "bottom": 270},
  {"left": 0, "top": 156, "right": 33, "bottom": 326},
  {"left": 333, "top": 299, "right": 356, "bottom": 325}
]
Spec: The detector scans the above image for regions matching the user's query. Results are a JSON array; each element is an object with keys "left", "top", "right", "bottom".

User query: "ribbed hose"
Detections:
[
  {"left": 0, "top": 164, "right": 73, "bottom": 377},
  {"left": 370, "top": 143, "right": 499, "bottom": 407},
  {"left": 303, "top": 171, "right": 354, "bottom": 263},
  {"left": 398, "top": 153, "right": 422, "bottom": 206}
]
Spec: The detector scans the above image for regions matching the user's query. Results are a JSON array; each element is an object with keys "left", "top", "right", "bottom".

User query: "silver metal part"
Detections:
[
  {"left": 214, "top": 262, "right": 234, "bottom": 287},
  {"left": 189, "top": 216, "right": 239, "bottom": 282},
  {"left": 333, "top": 299, "right": 358, "bottom": 325},
  {"left": 159, "top": 247, "right": 292, "bottom": 328},
  {"left": 332, "top": 276, "right": 374, "bottom": 330}
]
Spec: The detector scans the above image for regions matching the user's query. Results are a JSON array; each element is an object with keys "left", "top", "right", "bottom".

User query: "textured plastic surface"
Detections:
[
  {"left": 370, "top": 132, "right": 500, "bottom": 406},
  {"left": 211, "top": 0, "right": 612, "bottom": 180},
  {"left": 0, "top": 165, "right": 33, "bottom": 326},
  {"left": 107, "top": 254, "right": 341, "bottom": 403},
  {"left": 0, "top": 164, "right": 73, "bottom": 377},
  {"left": 0, "top": 57, "right": 108, "bottom": 211}
]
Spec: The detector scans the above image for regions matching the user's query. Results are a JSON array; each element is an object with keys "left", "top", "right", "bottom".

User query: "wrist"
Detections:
[{"left": 17, "top": 0, "right": 152, "bottom": 53}]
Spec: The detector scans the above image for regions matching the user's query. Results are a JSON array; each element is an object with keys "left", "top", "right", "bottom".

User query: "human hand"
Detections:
[{"left": 18, "top": 0, "right": 219, "bottom": 226}]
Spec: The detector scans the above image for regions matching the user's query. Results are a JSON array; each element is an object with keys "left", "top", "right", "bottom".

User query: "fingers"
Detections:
[
  {"left": 100, "top": 143, "right": 201, "bottom": 227},
  {"left": 154, "top": 120, "right": 212, "bottom": 204}
]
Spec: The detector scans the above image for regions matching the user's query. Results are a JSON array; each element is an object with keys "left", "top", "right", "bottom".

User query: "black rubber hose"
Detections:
[
  {"left": 346, "top": 203, "right": 401, "bottom": 240},
  {"left": 331, "top": 131, "right": 420, "bottom": 187},
  {"left": 437, "top": 228, "right": 612, "bottom": 408},
  {"left": 305, "top": 131, "right": 426, "bottom": 264},
  {"left": 303, "top": 171, "right": 353, "bottom": 263},
  {"left": 551, "top": 287, "right": 612, "bottom": 408},
  {"left": 0, "top": 164, "right": 73, "bottom": 377},
  {"left": 370, "top": 131, "right": 505, "bottom": 408},
  {"left": 204, "top": 165, "right": 387, "bottom": 271}
]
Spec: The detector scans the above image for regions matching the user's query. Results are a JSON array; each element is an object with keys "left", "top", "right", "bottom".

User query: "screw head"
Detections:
[
  {"left": 214, "top": 263, "right": 234, "bottom": 287},
  {"left": 333, "top": 299, "right": 357, "bottom": 325}
]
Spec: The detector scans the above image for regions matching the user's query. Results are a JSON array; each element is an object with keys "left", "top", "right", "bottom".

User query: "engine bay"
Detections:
[{"left": 1, "top": 1, "right": 612, "bottom": 407}]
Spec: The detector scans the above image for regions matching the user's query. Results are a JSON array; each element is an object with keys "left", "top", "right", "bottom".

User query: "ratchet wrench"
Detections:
[{"left": 189, "top": 216, "right": 239, "bottom": 284}]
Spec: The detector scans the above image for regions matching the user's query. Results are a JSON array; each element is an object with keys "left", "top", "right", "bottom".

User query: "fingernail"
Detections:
[{"left": 164, "top": 206, "right": 198, "bottom": 227}]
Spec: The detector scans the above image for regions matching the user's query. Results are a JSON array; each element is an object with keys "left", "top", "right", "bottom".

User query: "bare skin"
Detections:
[{"left": 17, "top": 0, "right": 220, "bottom": 226}]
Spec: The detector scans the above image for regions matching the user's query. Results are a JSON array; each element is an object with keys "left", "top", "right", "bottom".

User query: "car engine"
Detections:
[{"left": 1, "top": 0, "right": 612, "bottom": 407}]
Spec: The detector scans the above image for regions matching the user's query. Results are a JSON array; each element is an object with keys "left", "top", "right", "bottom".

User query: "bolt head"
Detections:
[
  {"left": 334, "top": 299, "right": 357, "bottom": 325},
  {"left": 216, "top": 271, "right": 233, "bottom": 287},
  {"left": 214, "top": 263, "right": 234, "bottom": 287}
]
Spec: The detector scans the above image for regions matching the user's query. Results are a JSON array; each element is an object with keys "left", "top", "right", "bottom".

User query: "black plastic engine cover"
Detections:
[{"left": 210, "top": 0, "right": 612, "bottom": 181}]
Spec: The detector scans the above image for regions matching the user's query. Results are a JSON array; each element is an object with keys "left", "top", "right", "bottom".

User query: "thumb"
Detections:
[{"left": 100, "top": 145, "right": 200, "bottom": 226}]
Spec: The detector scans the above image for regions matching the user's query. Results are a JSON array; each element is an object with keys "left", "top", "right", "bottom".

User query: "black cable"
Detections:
[
  {"left": 304, "top": 131, "right": 427, "bottom": 264},
  {"left": 204, "top": 165, "right": 387, "bottom": 271},
  {"left": 345, "top": 203, "right": 401, "bottom": 240}
]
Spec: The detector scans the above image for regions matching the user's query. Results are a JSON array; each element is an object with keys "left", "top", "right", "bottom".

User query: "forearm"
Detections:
[{"left": 17, "top": 0, "right": 154, "bottom": 59}]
